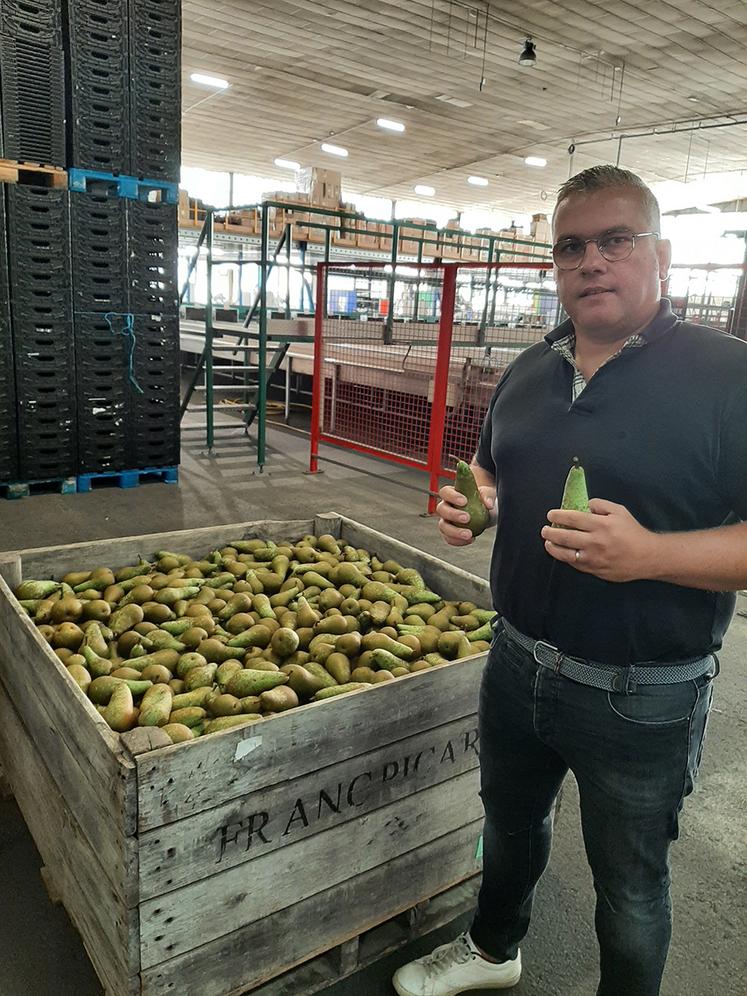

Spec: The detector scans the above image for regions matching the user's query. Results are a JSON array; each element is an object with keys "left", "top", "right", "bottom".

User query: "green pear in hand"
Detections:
[
  {"left": 455, "top": 461, "right": 490, "bottom": 537},
  {"left": 560, "top": 457, "right": 590, "bottom": 519}
]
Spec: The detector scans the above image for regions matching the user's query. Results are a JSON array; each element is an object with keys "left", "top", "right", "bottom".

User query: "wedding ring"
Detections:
[{"left": 575, "top": 549, "right": 581, "bottom": 562}]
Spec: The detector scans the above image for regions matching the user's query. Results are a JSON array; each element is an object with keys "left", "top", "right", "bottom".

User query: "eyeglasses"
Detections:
[{"left": 552, "top": 231, "right": 659, "bottom": 270}]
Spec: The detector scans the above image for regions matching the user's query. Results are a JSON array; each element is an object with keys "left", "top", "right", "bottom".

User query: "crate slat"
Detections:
[
  {"left": 139, "top": 821, "right": 483, "bottom": 996},
  {"left": 0, "top": 685, "right": 140, "bottom": 995},
  {"left": 135, "top": 655, "right": 484, "bottom": 832},
  {"left": 137, "top": 711, "right": 479, "bottom": 901},
  {"left": 0, "top": 571, "right": 138, "bottom": 901},
  {"left": 14, "top": 518, "right": 317, "bottom": 579},
  {"left": 138, "top": 770, "right": 482, "bottom": 968}
]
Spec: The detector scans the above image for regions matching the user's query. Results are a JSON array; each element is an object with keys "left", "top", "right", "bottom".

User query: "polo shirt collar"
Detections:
[{"left": 544, "top": 298, "right": 678, "bottom": 347}]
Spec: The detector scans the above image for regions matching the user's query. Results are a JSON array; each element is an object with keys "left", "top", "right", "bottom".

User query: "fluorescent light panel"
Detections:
[
  {"left": 274, "top": 157, "right": 300, "bottom": 170},
  {"left": 524, "top": 156, "right": 547, "bottom": 167},
  {"left": 414, "top": 184, "right": 435, "bottom": 196},
  {"left": 321, "top": 142, "right": 348, "bottom": 157},
  {"left": 190, "top": 72, "right": 229, "bottom": 89},
  {"left": 467, "top": 175, "right": 489, "bottom": 186},
  {"left": 377, "top": 117, "right": 405, "bottom": 132}
]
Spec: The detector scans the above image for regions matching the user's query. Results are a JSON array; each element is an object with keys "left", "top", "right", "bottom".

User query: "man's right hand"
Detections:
[{"left": 436, "top": 485, "right": 496, "bottom": 546}]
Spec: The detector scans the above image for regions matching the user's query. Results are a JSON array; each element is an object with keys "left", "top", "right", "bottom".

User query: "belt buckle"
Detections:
[{"left": 533, "top": 639, "right": 563, "bottom": 672}]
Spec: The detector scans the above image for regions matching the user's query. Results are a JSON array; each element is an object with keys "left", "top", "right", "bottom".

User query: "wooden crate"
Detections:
[{"left": 0, "top": 513, "right": 489, "bottom": 996}]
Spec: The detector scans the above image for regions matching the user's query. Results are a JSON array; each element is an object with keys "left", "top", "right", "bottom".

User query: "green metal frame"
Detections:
[{"left": 179, "top": 198, "right": 553, "bottom": 466}]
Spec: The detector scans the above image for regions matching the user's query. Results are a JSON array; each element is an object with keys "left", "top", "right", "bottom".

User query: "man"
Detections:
[{"left": 392, "top": 165, "right": 747, "bottom": 996}]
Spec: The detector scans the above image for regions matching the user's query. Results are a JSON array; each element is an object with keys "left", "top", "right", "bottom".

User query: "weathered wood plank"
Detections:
[
  {"left": 138, "top": 712, "right": 479, "bottom": 900},
  {"left": 0, "top": 572, "right": 138, "bottom": 904},
  {"left": 0, "top": 684, "right": 140, "bottom": 993},
  {"left": 14, "top": 513, "right": 491, "bottom": 608},
  {"left": 139, "top": 770, "right": 483, "bottom": 968},
  {"left": 136, "top": 653, "right": 485, "bottom": 831},
  {"left": 140, "top": 819, "right": 484, "bottom": 996},
  {"left": 16, "top": 519, "right": 316, "bottom": 579},
  {"left": 0, "top": 553, "right": 22, "bottom": 589}
]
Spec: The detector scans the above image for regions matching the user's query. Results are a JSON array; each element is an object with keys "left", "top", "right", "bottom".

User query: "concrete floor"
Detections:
[{"left": 0, "top": 422, "right": 745, "bottom": 996}]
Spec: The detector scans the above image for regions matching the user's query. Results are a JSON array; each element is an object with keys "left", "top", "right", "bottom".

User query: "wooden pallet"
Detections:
[
  {"left": 76, "top": 466, "right": 179, "bottom": 493},
  {"left": 0, "top": 159, "right": 67, "bottom": 189},
  {"left": 1, "top": 476, "right": 77, "bottom": 499}
]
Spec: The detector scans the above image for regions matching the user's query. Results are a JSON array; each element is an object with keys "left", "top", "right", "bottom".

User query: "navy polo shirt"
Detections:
[{"left": 475, "top": 299, "right": 747, "bottom": 666}]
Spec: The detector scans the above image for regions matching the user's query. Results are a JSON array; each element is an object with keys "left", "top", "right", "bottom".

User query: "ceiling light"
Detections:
[
  {"left": 524, "top": 156, "right": 547, "bottom": 167},
  {"left": 687, "top": 95, "right": 699, "bottom": 102},
  {"left": 377, "top": 117, "right": 405, "bottom": 132},
  {"left": 274, "top": 157, "right": 300, "bottom": 170},
  {"left": 435, "top": 94, "right": 473, "bottom": 108},
  {"left": 321, "top": 142, "right": 348, "bottom": 157},
  {"left": 518, "top": 38, "right": 536, "bottom": 68},
  {"left": 414, "top": 184, "right": 435, "bottom": 196},
  {"left": 189, "top": 72, "right": 229, "bottom": 89},
  {"left": 467, "top": 175, "right": 489, "bottom": 186}
]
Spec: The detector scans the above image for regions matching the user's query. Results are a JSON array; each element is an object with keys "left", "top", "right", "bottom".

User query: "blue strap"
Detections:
[{"left": 103, "top": 312, "right": 144, "bottom": 394}]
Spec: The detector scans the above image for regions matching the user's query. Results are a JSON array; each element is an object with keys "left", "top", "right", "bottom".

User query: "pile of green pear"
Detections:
[{"left": 14, "top": 534, "right": 496, "bottom": 744}]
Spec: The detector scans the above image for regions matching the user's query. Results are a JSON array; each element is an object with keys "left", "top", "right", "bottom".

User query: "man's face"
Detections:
[{"left": 552, "top": 187, "right": 672, "bottom": 342}]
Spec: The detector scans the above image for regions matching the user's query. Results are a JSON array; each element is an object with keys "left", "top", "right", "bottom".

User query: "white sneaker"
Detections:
[{"left": 392, "top": 931, "right": 521, "bottom": 995}]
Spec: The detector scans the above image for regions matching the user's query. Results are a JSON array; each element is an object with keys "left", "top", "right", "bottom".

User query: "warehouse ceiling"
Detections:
[{"left": 181, "top": 0, "right": 747, "bottom": 216}]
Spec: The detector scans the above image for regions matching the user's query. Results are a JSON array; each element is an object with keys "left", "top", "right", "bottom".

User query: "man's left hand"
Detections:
[{"left": 541, "top": 499, "right": 660, "bottom": 582}]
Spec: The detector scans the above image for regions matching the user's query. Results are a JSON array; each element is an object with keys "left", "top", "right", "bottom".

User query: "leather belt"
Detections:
[{"left": 500, "top": 618, "right": 718, "bottom": 694}]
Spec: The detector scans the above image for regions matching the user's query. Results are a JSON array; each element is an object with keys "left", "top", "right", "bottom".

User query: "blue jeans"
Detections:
[{"left": 470, "top": 621, "right": 715, "bottom": 996}]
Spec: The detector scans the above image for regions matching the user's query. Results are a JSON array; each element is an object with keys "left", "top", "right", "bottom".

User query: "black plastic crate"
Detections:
[
  {"left": 127, "top": 199, "right": 178, "bottom": 312},
  {"left": 77, "top": 416, "right": 128, "bottom": 474},
  {"left": 126, "top": 308, "right": 179, "bottom": 467},
  {"left": 6, "top": 185, "right": 70, "bottom": 250},
  {"left": 128, "top": 0, "right": 180, "bottom": 36},
  {"left": 126, "top": 421, "right": 179, "bottom": 470},
  {"left": 68, "top": 0, "right": 128, "bottom": 34},
  {"left": 0, "top": 323, "right": 19, "bottom": 483},
  {"left": 129, "top": 81, "right": 179, "bottom": 180},
  {"left": 6, "top": 186, "right": 72, "bottom": 319},
  {"left": 0, "top": 0, "right": 62, "bottom": 42},
  {"left": 14, "top": 357, "right": 77, "bottom": 482},
  {"left": 0, "top": 32, "right": 65, "bottom": 164},
  {"left": 70, "top": 192, "right": 128, "bottom": 311}
]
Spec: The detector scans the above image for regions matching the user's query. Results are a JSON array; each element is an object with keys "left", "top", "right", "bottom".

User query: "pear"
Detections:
[
  {"left": 454, "top": 461, "right": 490, "bottom": 537},
  {"left": 560, "top": 457, "right": 590, "bottom": 516}
]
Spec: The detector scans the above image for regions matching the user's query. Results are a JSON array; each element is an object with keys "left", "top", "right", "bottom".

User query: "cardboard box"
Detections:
[{"left": 296, "top": 167, "right": 342, "bottom": 207}]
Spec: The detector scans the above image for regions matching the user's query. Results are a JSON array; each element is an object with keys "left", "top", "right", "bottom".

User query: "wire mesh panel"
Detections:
[
  {"left": 311, "top": 262, "right": 447, "bottom": 473},
  {"left": 311, "top": 261, "right": 560, "bottom": 511},
  {"left": 442, "top": 263, "right": 560, "bottom": 473}
]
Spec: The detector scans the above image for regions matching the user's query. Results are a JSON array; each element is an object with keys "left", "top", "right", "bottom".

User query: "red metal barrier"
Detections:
[{"left": 309, "top": 260, "right": 557, "bottom": 511}]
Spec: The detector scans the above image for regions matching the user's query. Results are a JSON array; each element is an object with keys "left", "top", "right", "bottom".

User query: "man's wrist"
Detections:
[{"left": 641, "top": 530, "right": 670, "bottom": 582}]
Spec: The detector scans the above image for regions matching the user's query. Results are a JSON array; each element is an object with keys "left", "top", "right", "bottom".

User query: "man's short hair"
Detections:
[{"left": 553, "top": 165, "right": 660, "bottom": 232}]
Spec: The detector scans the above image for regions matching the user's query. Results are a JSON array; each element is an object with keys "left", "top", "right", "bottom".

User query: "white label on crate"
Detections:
[{"left": 234, "top": 735, "right": 263, "bottom": 763}]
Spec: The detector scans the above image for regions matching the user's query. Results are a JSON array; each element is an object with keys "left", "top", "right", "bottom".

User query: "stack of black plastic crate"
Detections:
[
  {"left": 0, "top": 0, "right": 181, "bottom": 491},
  {"left": 129, "top": 0, "right": 181, "bottom": 183},
  {"left": 6, "top": 184, "right": 77, "bottom": 482},
  {"left": 66, "top": 0, "right": 181, "bottom": 479},
  {"left": 0, "top": 193, "right": 18, "bottom": 485},
  {"left": 0, "top": 0, "right": 66, "bottom": 166},
  {"left": 66, "top": 0, "right": 130, "bottom": 174},
  {"left": 70, "top": 187, "right": 131, "bottom": 474},
  {"left": 126, "top": 197, "right": 180, "bottom": 470}
]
